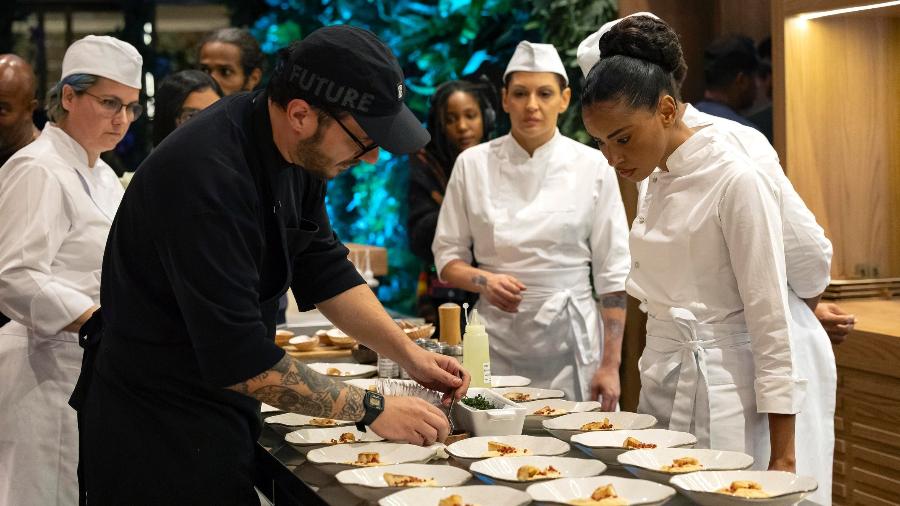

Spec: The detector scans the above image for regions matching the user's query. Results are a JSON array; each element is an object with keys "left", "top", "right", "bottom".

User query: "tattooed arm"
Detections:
[
  {"left": 227, "top": 353, "right": 451, "bottom": 445},
  {"left": 591, "top": 290, "right": 627, "bottom": 410},
  {"left": 227, "top": 353, "right": 366, "bottom": 420},
  {"left": 439, "top": 259, "right": 526, "bottom": 313}
]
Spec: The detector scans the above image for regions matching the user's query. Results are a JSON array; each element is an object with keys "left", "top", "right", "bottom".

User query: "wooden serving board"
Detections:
[{"left": 283, "top": 344, "right": 352, "bottom": 360}]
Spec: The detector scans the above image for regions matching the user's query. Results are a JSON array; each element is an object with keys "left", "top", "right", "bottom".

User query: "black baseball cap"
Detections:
[{"left": 271, "top": 25, "right": 429, "bottom": 154}]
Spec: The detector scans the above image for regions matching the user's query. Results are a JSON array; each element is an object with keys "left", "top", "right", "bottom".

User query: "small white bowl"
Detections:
[
  {"left": 336, "top": 463, "right": 472, "bottom": 502},
  {"left": 454, "top": 388, "right": 528, "bottom": 437},
  {"left": 670, "top": 470, "right": 818, "bottom": 506},
  {"left": 307, "top": 442, "right": 444, "bottom": 475},
  {"left": 542, "top": 412, "right": 658, "bottom": 442},
  {"left": 571, "top": 429, "right": 697, "bottom": 466},
  {"left": 526, "top": 476, "right": 676, "bottom": 505},
  {"left": 617, "top": 448, "right": 754, "bottom": 485},
  {"left": 307, "top": 362, "right": 377, "bottom": 379},
  {"left": 516, "top": 399, "right": 602, "bottom": 431},
  {"left": 265, "top": 413, "right": 353, "bottom": 428},
  {"left": 287, "top": 334, "right": 318, "bottom": 351},
  {"left": 446, "top": 435, "right": 570, "bottom": 468},
  {"left": 379, "top": 484, "right": 531, "bottom": 506},
  {"left": 491, "top": 375, "right": 532, "bottom": 387},
  {"left": 492, "top": 387, "right": 566, "bottom": 402},
  {"left": 285, "top": 427, "right": 383, "bottom": 453},
  {"left": 470, "top": 455, "right": 607, "bottom": 490}
]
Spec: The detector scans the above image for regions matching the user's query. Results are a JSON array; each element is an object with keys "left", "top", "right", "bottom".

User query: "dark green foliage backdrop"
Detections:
[{"left": 239, "top": 0, "right": 615, "bottom": 313}]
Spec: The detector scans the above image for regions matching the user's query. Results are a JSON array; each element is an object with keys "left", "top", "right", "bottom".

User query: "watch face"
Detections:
[{"left": 367, "top": 392, "right": 385, "bottom": 410}]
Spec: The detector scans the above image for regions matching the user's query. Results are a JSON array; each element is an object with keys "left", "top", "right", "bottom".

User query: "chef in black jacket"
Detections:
[{"left": 71, "top": 25, "right": 470, "bottom": 505}]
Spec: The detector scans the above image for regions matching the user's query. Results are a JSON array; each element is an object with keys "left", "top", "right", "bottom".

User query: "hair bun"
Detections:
[{"left": 597, "top": 15, "right": 685, "bottom": 82}]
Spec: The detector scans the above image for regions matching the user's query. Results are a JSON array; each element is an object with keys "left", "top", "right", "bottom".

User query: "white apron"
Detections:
[
  {"left": 479, "top": 266, "right": 600, "bottom": 401},
  {"left": 638, "top": 307, "right": 769, "bottom": 467}
]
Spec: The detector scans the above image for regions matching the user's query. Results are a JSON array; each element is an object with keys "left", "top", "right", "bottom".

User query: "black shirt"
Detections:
[{"left": 79, "top": 91, "right": 364, "bottom": 504}]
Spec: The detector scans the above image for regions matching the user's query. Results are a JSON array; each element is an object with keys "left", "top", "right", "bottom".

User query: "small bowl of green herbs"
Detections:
[
  {"left": 461, "top": 394, "right": 498, "bottom": 410},
  {"left": 452, "top": 388, "right": 527, "bottom": 437}
]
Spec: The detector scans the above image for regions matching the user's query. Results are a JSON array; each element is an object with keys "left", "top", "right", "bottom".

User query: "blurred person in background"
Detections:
[
  {"left": 198, "top": 27, "right": 264, "bottom": 96},
  {"left": 152, "top": 69, "right": 223, "bottom": 146},
  {"left": 0, "top": 35, "right": 141, "bottom": 506},
  {"left": 694, "top": 34, "right": 761, "bottom": 131},
  {"left": 407, "top": 79, "right": 494, "bottom": 331}
]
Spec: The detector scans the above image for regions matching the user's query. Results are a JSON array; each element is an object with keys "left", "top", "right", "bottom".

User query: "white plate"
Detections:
[
  {"left": 307, "top": 442, "right": 444, "bottom": 475},
  {"left": 379, "top": 484, "right": 531, "bottom": 506},
  {"left": 491, "top": 376, "right": 532, "bottom": 387},
  {"left": 265, "top": 413, "right": 353, "bottom": 428},
  {"left": 336, "top": 463, "right": 472, "bottom": 502},
  {"left": 260, "top": 403, "right": 280, "bottom": 413},
  {"left": 447, "top": 435, "right": 570, "bottom": 468},
  {"left": 516, "top": 400, "right": 602, "bottom": 431},
  {"left": 617, "top": 448, "right": 754, "bottom": 485},
  {"left": 470, "top": 456, "right": 607, "bottom": 490},
  {"left": 542, "top": 412, "right": 658, "bottom": 442},
  {"left": 571, "top": 429, "right": 697, "bottom": 465},
  {"left": 670, "top": 470, "right": 818, "bottom": 506},
  {"left": 285, "top": 427, "right": 383, "bottom": 446},
  {"left": 307, "top": 362, "right": 377, "bottom": 379},
  {"left": 492, "top": 387, "right": 566, "bottom": 402},
  {"left": 526, "top": 476, "right": 675, "bottom": 505}
]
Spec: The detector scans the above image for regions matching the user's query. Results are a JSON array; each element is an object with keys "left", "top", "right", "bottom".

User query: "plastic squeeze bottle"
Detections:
[{"left": 462, "top": 309, "right": 492, "bottom": 388}]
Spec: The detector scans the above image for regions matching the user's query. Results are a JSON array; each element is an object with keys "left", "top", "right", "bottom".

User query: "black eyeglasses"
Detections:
[
  {"left": 81, "top": 90, "right": 143, "bottom": 120},
  {"left": 325, "top": 111, "right": 378, "bottom": 160}
]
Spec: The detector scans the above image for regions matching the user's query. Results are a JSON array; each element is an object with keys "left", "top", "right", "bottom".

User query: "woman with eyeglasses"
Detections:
[
  {"left": 0, "top": 35, "right": 142, "bottom": 505},
  {"left": 152, "top": 70, "right": 223, "bottom": 147}
]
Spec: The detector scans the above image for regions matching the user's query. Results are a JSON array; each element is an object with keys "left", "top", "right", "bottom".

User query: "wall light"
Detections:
[{"left": 799, "top": 0, "right": 900, "bottom": 20}]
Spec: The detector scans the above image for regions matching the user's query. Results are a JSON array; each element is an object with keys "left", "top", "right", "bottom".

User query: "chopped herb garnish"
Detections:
[{"left": 461, "top": 394, "right": 497, "bottom": 410}]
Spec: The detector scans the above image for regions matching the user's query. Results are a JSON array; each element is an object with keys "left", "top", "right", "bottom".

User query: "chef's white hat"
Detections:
[
  {"left": 61, "top": 35, "right": 143, "bottom": 89},
  {"left": 576, "top": 12, "right": 661, "bottom": 78},
  {"left": 503, "top": 41, "right": 569, "bottom": 86}
]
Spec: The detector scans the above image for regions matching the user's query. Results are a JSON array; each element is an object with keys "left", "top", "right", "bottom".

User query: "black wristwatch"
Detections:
[{"left": 355, "top": 390, "right": 385, "bottom": 432}]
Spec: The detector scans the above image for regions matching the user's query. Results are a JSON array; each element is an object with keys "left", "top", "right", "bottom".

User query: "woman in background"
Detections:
[
  {"left": 407, "top": 79, "right": 494, "bottom": 331},
  {"left": 152, "top": 69, "right": 223, "bottom": 146},
  {"left": 580, "top": 16, "right": 803, "bottom": 472}
]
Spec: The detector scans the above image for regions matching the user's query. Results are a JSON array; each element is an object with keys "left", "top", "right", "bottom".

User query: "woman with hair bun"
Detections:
[{"left": 580, "top": 16, "right": 805, "bottom": 471}]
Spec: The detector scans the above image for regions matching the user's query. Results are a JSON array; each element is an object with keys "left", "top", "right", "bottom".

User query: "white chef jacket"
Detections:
[
  {"left": 629, "top": 125, "right": 806, "bottom": 462},
  {"left": 432, "top": 130, "right": 630, "bottom": 400},
  {"left": 640, "top": 104, "right": 833, "bottom": 504},
  {"left": 0, "top": 122, "right": 123, "bottom": 505}
]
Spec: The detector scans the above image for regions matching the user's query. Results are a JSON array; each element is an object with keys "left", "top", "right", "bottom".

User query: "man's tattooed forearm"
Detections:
[
  {"left": 228, "top": 354, "right": 366, "bottom": 420},
  {"left": 472, "top": 275, "right": 487, "bottom": 287},
  {"left": 600, "top": 291, "right": 627, "bottom": 309}
]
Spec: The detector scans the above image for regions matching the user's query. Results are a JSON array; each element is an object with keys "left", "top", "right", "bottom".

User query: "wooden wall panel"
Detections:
[{"left": 781, "top": 14, "right": 900, "bottom": 278}]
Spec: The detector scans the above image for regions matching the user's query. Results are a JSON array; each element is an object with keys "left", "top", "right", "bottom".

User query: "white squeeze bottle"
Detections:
[{"left": 462, "top": 308, "right": 492, "bottom": 388}]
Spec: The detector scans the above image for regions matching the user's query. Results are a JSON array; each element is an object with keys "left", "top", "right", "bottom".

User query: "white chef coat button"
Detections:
[
  {"left": 652, "top": 176, "right": 658, "bottom": 183},
  {"left": 638, "top": 216, "right": 645, "bottom": 224},
  {"left": 634, "top": 261, "right": 640, "bottom": 268}
]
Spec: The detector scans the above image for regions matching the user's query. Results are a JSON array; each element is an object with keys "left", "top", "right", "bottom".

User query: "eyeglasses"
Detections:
[
  {"left": 81, "top": 90, "right": 143, "bottom": 120},
  {"left": 325, "top": 111, "right": 378, "bottom": 160}
]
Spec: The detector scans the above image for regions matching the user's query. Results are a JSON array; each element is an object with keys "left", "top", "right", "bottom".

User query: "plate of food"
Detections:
[
  {"left": 492, "top": 387, "right": 566, "bottom": 403},
  {"left": 516, "top": 399, "right": 602, "bottom": 431},
  {"left": 446, "top": 435, "right": 570, "bottom": 468},
  {"left": 307, "top": 362, "right": 377, "bottom": 379},
  {"left": 669, "top": 470, "right": 818, "bottom": 506},
  {"left": 379, "top": 484, "right": 531, "bottom": 506},
  {"left": 286, "top": 334, "right": 319, "bottom": 352},
  {"left": 284, "top": 427, "right": 383, "bottom": 453},
  {"left": 265, "top": 413, "right": 353, "bottom": 429},
  {"left": 542, "top": 412, "right": 658, "bottom": 442},
  {"left": 306, "top": 442, "right": 444, "bottom": 475},
  {"left": 491, "top": 376, "right": 532, "bottom": 387},
  {"left": 470, "top": 456, "right": 606, "bottom": 490},
  {"left": 570, "top": 429, "right": 697, "bottom": 465},
  {"left": 526, "top": 476, "right": 675, "bottom": 505},
  {"left": 336, "top": 463, "right": 472, "bottom": 502},
  {"left": 617, "top": 448, "right": 754, "bottom": 485}
]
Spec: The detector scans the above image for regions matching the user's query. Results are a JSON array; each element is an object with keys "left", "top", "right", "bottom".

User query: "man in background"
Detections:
[
  {"left": 0, "top": 54, "right": 39, "bottom": 167},
  {"left": 694, "top": 34, "right": 762, "bottom": 131},
  {"left": 198, "top": 27, "right": 264, "bottom": 95}
]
